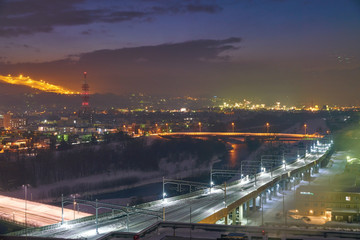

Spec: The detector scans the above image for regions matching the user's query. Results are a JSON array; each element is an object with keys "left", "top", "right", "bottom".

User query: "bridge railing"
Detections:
[{"left": 5, "top": 210, "right": 128, "bottom": 236}]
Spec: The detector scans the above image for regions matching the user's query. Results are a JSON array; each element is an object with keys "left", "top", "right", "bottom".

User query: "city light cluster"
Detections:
[{"left": 0, "top": 74, "right": 79, "bottom": 95}]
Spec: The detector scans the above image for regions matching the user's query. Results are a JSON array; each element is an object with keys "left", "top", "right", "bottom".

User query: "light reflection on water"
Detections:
[{"left": 228, "top": 143, "right": 249, "bottom": 167}]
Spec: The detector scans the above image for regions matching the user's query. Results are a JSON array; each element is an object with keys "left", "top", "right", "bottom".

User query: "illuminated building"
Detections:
[
  {"left": 0, "top": 115, "right": 3, "bottom": 129},
  {"left": 10, "top": 118, "right": 27, "bottom": 129},
  {"left": 3, "top": 113, "right": 12, "bottom": 129},
  {"left": 295, "top": 172, "right": 360, "bottom": 222}
]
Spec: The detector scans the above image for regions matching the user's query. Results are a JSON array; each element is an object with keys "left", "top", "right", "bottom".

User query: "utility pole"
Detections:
[
  {"left": 190, "top": 206, "right": 192, "bottom": 239},
  {"left": 61, "top": 194, "right": 64, "bottom": 224},
  {"left": 283, "top": 194, "right": 287, "bottom": 227},
  {"left": 96, "top": 199, "right": 99, "bottom": 234},
  {"left": 261, "top": 194, "right": 264, "bottom": 226},
  {"left": 24, "top": 185, "right": 27, "bottom": 233},
  {"left": 210, "top": 168, "right": 213, "bottom": 193},
  {"left": 162, "top": 176, "right": 165, "bottom": 201},
  {"left": 224, "top": 182, "right": 227, "bottom": 208}
]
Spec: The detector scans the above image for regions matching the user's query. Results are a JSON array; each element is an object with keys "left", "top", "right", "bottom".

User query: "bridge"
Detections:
[
  {"left": 158, "top": 132, "right": 321, "bottom": 141},
  {"left": 5, "top": 138, "right": 332, "bottom": 239}
]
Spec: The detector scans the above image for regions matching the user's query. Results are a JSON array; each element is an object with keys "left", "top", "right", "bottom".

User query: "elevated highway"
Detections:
[{"left": 7, "top": 140, "right": 332, "bottom": 239}]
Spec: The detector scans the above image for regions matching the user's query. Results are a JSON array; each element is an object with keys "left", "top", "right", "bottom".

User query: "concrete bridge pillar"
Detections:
[
  {"left": 252, "top": 197, "right": 256, "bottom": 212},
  {"left": 246, "top": 200, "right": 250, "bottom": 216},
  {"left": 239, "top": 204, "right": 243, "bottom": 223},
  {"left": 262, "top": 192, "right": 267, "bottom": 204},
  {"left": 231, "top": 208, "right": 237, "bottom": 225},
  {"left": 286, "top": 179, "right": 292, "bottom": 190},
  {"left": 273, "top": 185, "right": 278, "bottom": 197},
  {"left": 268, "top": 189, "right": 272, "bottom": 200}
]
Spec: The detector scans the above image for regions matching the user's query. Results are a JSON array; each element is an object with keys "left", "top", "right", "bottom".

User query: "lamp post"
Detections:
[
  {"left": 282, "top": 152, "right": 286, "bottom": 171},
  {"left": 162, "top": 176, "right": 166, "bottom": 202},
  {"left": 304, "top": 124, "right": 307, "bottom": 135},
  {"left": 266, "top": 122, "right": 270, "bottom": 133},
  {"left": 231, "top": 122, "right": 235, "bottom": 132},
  {"left": 22, "top": 184, "right": 30, "bottom": 232},
  {"left": 198, "top": 122, "right": 202, "bottom": 132}
]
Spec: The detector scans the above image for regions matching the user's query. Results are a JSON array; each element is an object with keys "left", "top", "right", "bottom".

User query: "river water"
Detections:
[{"left": 92, "top": 142, "right": 253, "bottom": 204}]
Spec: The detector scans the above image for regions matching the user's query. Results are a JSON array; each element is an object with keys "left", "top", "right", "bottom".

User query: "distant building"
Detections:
[
  {"left": 295, "top": 184, "right": 360, "bottom": 222},
  {"left": 1, "top": 112, "right": 27, "bottom": 129},
  {"left": 295, "top": 164, "right": 360, "bottom": 223},
  {"left": 3, "top": 113, "right": 12, "bottom": 129},
  {"left": 0, "top": 115, "right": 4, "bottom": 129},
  {"left": 10, "top": 118, "right": 27, "bottom": 129}
]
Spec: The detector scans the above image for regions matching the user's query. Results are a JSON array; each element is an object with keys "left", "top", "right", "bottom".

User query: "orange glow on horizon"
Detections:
[{"left": 0, "top": 74, "right": 80, "bottom": 95}]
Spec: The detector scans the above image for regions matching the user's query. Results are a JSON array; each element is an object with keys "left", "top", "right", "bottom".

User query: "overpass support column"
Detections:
[
  {"left": 239, "top": 204, "right": 243, "bottom": 224},
  {"left": 268, "top": 189, "right": 272, "bottom": 200},
  {"left": 225, "top": 211, "right": 228, "bottom": 225},
  {"left": 286, "top": 179, "right": 290, "bottom": 190},
  {"left": 231, "top": 208, "right": 237, "bottom": 225},
  {"left": 262, "top": 191, "right": 267, "bottom": 204},
  {"left": 273, "top": 185, "right": 277, "bottom": 197},
  {"left": 258, "top": 195, "right": 261, "bottom": 209},
  {"left": 252, "top": 198, "right": 256, "bottom": 212},
  {"left": 246, "top": 201, "right": 250, "bottom": 216}
]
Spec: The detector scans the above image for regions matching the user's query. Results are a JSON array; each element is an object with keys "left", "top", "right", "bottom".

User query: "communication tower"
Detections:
[{"left": 81, "top": 72, "right": 89, "bottom": 108}]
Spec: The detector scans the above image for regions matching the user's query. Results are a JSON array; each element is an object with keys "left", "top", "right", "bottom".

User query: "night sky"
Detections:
[{"left": 0, "top": 0, "right": 359, "bottom": 105}]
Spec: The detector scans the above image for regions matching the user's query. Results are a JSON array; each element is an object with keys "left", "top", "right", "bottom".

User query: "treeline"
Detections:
[{"left": 0, "top": 138, "right": 226, "bottom": 190}]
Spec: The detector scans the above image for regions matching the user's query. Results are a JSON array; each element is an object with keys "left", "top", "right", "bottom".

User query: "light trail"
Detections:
[
  {"left": 0, "top": 195, "right": 90, "bottom": 226},
  {"left": 0, "top": 74, "right": 79, "bottom": 95}
]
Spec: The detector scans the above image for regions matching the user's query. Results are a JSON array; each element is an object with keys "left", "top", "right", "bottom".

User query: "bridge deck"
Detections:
[{"left": 158, "top": 132, "right": 322, "bottom": 139}]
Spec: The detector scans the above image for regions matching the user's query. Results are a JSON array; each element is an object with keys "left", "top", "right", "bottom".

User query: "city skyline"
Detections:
[{"left": 0, "top": 0, "right": 359, "bottom": 105}]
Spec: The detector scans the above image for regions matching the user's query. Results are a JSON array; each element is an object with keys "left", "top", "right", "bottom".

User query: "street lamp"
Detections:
[
  {"left": 282, "top": 152, "right": 286, "bottom": 171},
  {"left": 22, "top": 184, "right": 30, "bottom": 231},
  {"left": 304, "top": 124, "right": 307, "bottom": 135},
  {"left": 198, "top": 122, "right": 202, "bottom": 132},
  {"left": 162, "top": 176, "right": 167, "bottom": 202},
  {"left": 231, "top": 122, "right": 235, "bottom": 132},
  {"left": 266, "top": 122, "right": 270, "bottom": 133}
]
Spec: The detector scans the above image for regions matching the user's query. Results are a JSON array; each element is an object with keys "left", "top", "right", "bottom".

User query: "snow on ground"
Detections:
[{"left": 244, "top": 151, "right": 357, "bottom": 229}]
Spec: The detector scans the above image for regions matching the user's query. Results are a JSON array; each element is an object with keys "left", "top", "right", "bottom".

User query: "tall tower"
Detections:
[
  {"left": 79, "top": 72, "right": 92, "bottom": 125},
  {"left": 81, "top": 72, "right": 90, "bottom": 109}
]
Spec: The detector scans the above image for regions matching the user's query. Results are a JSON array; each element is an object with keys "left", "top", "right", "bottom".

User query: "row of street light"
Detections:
[{"left": 196, "top": 122, "right": 308, "bottom": 134}]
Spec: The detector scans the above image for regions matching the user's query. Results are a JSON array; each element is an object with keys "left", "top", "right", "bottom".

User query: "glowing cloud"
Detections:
[{"left": 0, "top": 74, "right": 79, "bottom": 95}]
